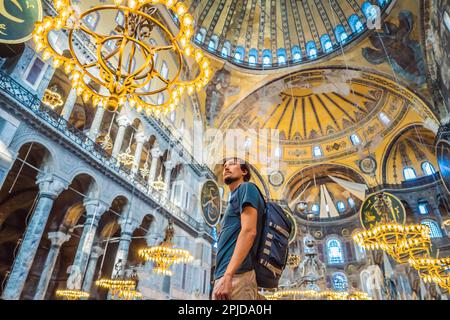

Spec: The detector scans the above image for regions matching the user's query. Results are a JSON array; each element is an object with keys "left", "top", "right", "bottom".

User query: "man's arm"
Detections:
[{"left": 214, "top": 205, "right": 257, "bottom": 300}]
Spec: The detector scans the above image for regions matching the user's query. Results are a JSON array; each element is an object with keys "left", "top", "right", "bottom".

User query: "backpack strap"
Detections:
[{"left": 250, "top": 182, "right": 267, "bottom": 207}]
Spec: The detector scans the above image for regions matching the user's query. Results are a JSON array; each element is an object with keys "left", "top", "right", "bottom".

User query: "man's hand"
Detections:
[{"left": 213, "top": 274, "right": 233, "bottom": 300}]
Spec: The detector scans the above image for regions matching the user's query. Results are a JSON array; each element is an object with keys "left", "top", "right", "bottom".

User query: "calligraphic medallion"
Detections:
[{"left": 0, "top": 0, "right": 42, "bottom": 44}]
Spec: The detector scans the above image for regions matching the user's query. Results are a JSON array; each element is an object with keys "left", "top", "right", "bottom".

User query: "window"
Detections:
[
  {"left": 83, "top": 12, "right": 99, "bottom": 30},
  {"left": 362, "top": 1, "right": 378, "bottom": 20},
  {"left": 327, "top": 238, "right": 344, "bottom": 264},
  {"left": 379, "top": 112, "right": 391, "bottom": 125},
  {"left": 377, "top": 0, "right": 389, "bottom": 6},
  {"left": 348, "top": 198, "right": 355, "bottom": 208},
  {"left": 320, "top": 35, "right": 333, "bottom": 53},
  {"left": 274, "top": 146, "right": 282, "bottom": 158},
  {"left": 25, "top": 57, "right": 46, "bottom": 87},
  {"left": 422, "top": 161, "right": 436, "bottom": 176},
  {"left": 349, "top": 14, "right": 364, "bottom": 33},
  {"left": 337, "top": 201, "right": 346, "bottom": 213},
  {"left": 291, "top": 46, "right": 302, "bottom": 62},
  {"left": 332, "top": 272, "right": 348, "bottom": 291},
  {"left": 445, "top": 11, "right": 450, "bottom": 32},
  {"left": 169, "top": 110, "right": 176, "bottom": 122},
  {"left": 244, "top": 137, "right": 252, "bottom": 149},
  {"left": 421, "top": 219, "right": 443, "bottom": 238},
  {"left": 195, "top": 28, "right": 206, "bottom": 43},
  {"left": 306, "top": 41, "right": 317, "bottom": 59},
  {"left": 115, "top": 11, "right": 125, "bottom": 26},
  {"left": 418, "top": 202, "right": 429, "bottom": 215},
  {"left": 403, "top": 167, "right": 417, "bottom": 181},
  {"left": 277, "top": 49, "right": 287, "bottom": 64},
  {"left": 160, "top": 61, "right": 169, "bottom": 80},
  {"left": 313, "top": 146, "right": 323, "bottom": 158},
  {"left": 234, "top": 46, "right": 245, "bottom": 62},
  {"left": 221, "top": 41, "right": 231, "bottom": 57},
  {"left": 262, "top": 49, "right": 272, "bottom": 66},
  {"left": 157, "top": 93, "right": 164, "bottom": 105},
  {"left": 311, "top": 204, "right": 320, "bottom": 214},
  {"left": 350, "top": 134, "right": 361, "bottom": 145},
  {"left": 248, "top": 49, "right": 258, "bottom": 65},
  {"left": 208, "top": 35, "right": 218, "bottom": 51},
  {"left": 335, "top": 25, "right": 348, "bottom": 43}
]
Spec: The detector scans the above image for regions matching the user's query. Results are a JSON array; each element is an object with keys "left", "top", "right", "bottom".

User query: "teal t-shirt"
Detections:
[{"left": 214, "top": 182, "right": 265, "bottom": 280}]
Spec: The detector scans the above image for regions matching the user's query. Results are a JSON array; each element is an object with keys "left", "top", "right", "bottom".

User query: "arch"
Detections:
[
  {"left": 421, "top": 161, "right": 436, "bottom": 176},
  {"left": 306, "top": 41, "right": 317, "bottom": 59},
  {"left": 277, "top": 48, "right": 287, "bottom": 64},
  {"left": 291, "top": 45, "right": 302, "bottom": 62},
  {"left": 208, "top": 35, "right": 219, "bottom": 51},
  {"left": 262, "top": 49, "right": 272, "bottom": 66},
  {"left": 421, "top": 219, "right": 443, "bottom": 238},
  {"left": 331, "top": 272, "right": 349, "bottom": 291},
  {"left": 348, "top": 14, "right": 364, "bottom": 33},
  {"left": 234, "top": 46, "right": 245, "bottom": 62},
  {"left": 195, "top": 28, "right": 207, "bottom": 44},
  {"left": 326, "top": 237, "right": 345, "bottom": 265},
  {"left": 362, "top": 1, "right": 378, "bottom": 20},
  {"left": 248, "top": 48, "right": 258, "bottom": 65},
  {"left": 221, "top": 41, "right": 231, "bottom": 57},
  {"left": 320, "top": 34, "right": 333, "bottom": 53},
  {"left": 334, "top": 25, "right": 348, "bottom": 43},
  {"left": 11, "top": 138, "right": 56, "bottom": 171}
]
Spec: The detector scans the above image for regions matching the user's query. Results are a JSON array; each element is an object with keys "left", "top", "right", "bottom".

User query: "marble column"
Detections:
[
  {"left": 163, "top": 160, "right": 176, "bottom": 197},
  {"left": 111, "top": 115, "right": 130, "bottom": 158},
  {"left": 67, "top": 199, "right": 108, "bottom": 290},
  {"left": 111, "top": 214, "right": 139, "bottom": 279},
  {"left": 81, "top": 245, "right": 104, "bottom": 294},
  {"left": 61, "top": 88, "right": 77, "bottom": 121},
  {"left": 1, "top": 173, "right": 67, "bottom": 300},
  {"left": 148, "top": 145, "right": 162, "bottom": 186},
  {"left": 88, "top": 107, "right": 106, "bottom": 140},
  {"left": 131, "top": 132, "right": 147, "bottom": 175},
  {"left": 33, "top": 231, "right": 71, "bottom": 300}
]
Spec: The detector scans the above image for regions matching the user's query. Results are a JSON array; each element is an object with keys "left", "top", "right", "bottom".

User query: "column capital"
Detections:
[
  {"left": 116, "top": 115, "right": 131, "bottom": 127},
  {"left": 118, "top": 216, "right": 140, "bottom": 234},
  {"left": 90, "top": 245, "right": 104, "bottom": 259},
  {"left": 47, "top": 231, "right": 71, "bottom": 247},
  {"left": 84, "top": 199, "right": 108, "bottom": 220},
  {"left": 135, "top": 131, "right": 147, "bottom": 144},
  {"left": 164, "top": 160, "right": 177, "bottom": 170},
  {"left": 36, "top": 173, "right": 68, "bottom": 199},
  {"left": 151, "top": 146, "right": 162, "bottom": 158}
]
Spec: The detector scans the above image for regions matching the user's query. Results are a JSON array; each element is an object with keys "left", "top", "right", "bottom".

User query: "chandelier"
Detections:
[
  {"left": 32, "top": 0, "right": 212, "bottom": 115},
  {"left": 42, "top": 85, "right": 64, "bottom": 109},
  {"left": 409, "top": 258, "right": 450, "bottom": 292},
  {"left": 117, "top": 133, "right": 136, "bottom": 165},
  {"left": 152, "top": 172, "right": 166, "bottom": 191},
  {"left": 272, "top": 289, "right": 367, "bottom": 300},
  {"left": 353, "top": 223, "right": 431, "bottom": 263},
  {"left": 95, "top": 278, "right": 137, "bottom": 292},
  {"left": 55, "top": 289, "right": 90, "bottom": 300},
  {"left": 115, "top": 289, "right": 143, "bottom": 300},
  {"left": 138, "top": 220, "right": 193, "bottom": 276}
]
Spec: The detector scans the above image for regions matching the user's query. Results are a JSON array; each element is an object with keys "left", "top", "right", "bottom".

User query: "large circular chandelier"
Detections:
[
  {"left": 353, "top": 223, "right": 431, "bottom": 263},
  {"left": 32, "top": 0, "right": 212, "bottom": 115},
  {"left": 272, "top": 289, "right": 370, "bottom": 300},
  {"left": 95, "top": 278, "right": 137, "bottom": 292},
  {"left": 139, "top": 220, "right": 193, "bottom": 276},
  {"left": 55, "top": 289, "right": 90, "bottom": 300},
  {"left": 409, "top": 258, "right": 450, "bottom": 292}
]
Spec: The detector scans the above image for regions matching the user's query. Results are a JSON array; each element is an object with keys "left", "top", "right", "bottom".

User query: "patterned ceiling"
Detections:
[{"left": 181, "top": 0, "right": 394, "bottom": 69}]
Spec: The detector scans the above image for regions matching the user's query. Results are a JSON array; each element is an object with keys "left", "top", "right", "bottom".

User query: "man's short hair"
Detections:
[{"left": 223, "top": 157, "right": 251, "bottom": 182}]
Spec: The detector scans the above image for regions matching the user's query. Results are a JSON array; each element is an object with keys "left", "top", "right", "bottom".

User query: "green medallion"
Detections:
[
  {"left": 360, "top": 192, "right": 406, "bottom": 230},
  {"left": 0, "top": 0, "right": 42, "bottom": 44},
  {"left": 200, "top": 180, "right": 222, "bottom": 227}
]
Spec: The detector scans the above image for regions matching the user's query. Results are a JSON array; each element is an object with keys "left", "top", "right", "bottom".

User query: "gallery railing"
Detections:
[{"left": 0, "top": 70, "right": 211, "bottom": 235}]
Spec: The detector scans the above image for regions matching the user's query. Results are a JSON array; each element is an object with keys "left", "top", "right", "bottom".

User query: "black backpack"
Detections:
[{"left": 253, "top": 185, "right": 293, "bottom": 289}]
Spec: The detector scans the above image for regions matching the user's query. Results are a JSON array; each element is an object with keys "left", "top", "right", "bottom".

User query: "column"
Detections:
[
  {"left": 163, "top": 160, "right": 176, "bottom": 197},
  {"left": 148, "top": 144, "right": 162, "bottom": 186},
  {"left": 88, "top": 107, "right": 106, "bottom": 140},
  {"left": 81, "top": 245, "right": 104, "bottom": 294},
  {"left": 111, "top": 115, "right": 130, "bottom": 158},
  {"left": 2, "top": 173, "right": 67, "bottom": 300},
  {"left": 67, "top": 199, "right": 108, "bottom": 290},
  {"left": 61, "top": 88, "right": 77, "bottom": 121},
  {"left": 111, "top": 214, "right": 139, "bottom": 279},
  {"left": 33, "top": 231, "right": 71, "bottom": 300},
  {"left": 131, "top": 132, "right": 147, "bottom": 175}
]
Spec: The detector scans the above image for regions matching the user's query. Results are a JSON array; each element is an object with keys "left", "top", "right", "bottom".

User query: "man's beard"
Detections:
[{"left": 224, "top": 176, "right": 239, "bottom": 185}]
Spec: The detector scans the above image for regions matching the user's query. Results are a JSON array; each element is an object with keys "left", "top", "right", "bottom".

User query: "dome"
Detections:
[{"left": 179, "top": 0, "right": 393, "bottom": 70}]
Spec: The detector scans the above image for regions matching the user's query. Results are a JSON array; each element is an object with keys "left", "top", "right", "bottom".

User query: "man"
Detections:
[{"left": 212, "top": 158, "right": 265, "bottom": 300}]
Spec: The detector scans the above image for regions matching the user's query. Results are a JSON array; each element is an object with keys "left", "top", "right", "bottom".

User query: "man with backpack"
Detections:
[{"left": 212, "top": 157, "right": 265, "bottom": 300}]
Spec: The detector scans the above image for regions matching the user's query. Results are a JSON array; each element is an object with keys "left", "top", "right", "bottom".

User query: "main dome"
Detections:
[{"left": 176, "top": 0, "right": 394, "bottom": 70}]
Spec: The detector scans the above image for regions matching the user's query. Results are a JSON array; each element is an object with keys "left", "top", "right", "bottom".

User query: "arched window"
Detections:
[
  {"left": 421, "top": 219, "right": 443, "bottom": 238},
  {"left": 327, "top": 238, "right": 344, "bottom": 264},
  {"left": 180, "top": 120, "right": 185, "bottom": 135},
  {"left": 195, "top": 28, "right": 206, "bottom": 44},
  {"left": 234, "top": 46, "right": 245, "bottom": 62},
  {"left": 320, "top": 35, "right": 333, "bottom": 53},
  {"left": 208, "top": 35, "right": 219, "bottom": 51},
  {"left": 248, "top": 48, "right": 258, "bottom": 65},
  {"left": 403, "top": 167, "right": 417, "bottom": 181},
  {"left": 348, "top": 14, "right": 364, "bottom": 33},
  {"left": 350, "top": 134, "right": 361, "bottom": 145},
  {"left": 418, "top": 202, "right": 429, "bottom": 215},
  {"left": 377, "top": 0, "right": 389, "bottom": 7},
  {"left": 422, "top": 161, "right": 436, "bottom": 176},
  {"left": 169, "top": 110, "right": 176, "bottom": 122},
  {"left": 311, "top": 204, "right": 320, "bottom": 214},
  {"left": 160, "top": 61, "right": 169, "bottom": 80},
  {"left": 337, "top": 201, "right": 346, "bottom": 213},
  {"left": 445, "top": 11, "right": 450, "bottom": 32},
  {"left": 291, "top": 46, "right": 302, "bottom": 62},
  {"left": 274, "top": 146, "right": 282, "bottom": 158},
  {"left": 332, "top": 272, "right": 348, "bottom": 291},
  {"left": 262, "top": 49, "right": 272, "bottom": 66},
  {"left": 362, "top": 1, "right": 378, "bottom": 20},
  {"left": 222, "top": 41, "right": 231, "bottom": 57},
  {"left": 83, "top": 11, "right": 100, "bottom": 30},
  {"left": 313, "top": 146, "right": 323, "bottom": 158},
  {"left": 116, "top": 11, "right": 125, "bottom": 26},
  {"left": 348, "top": 198, "right": 355, "bottom": 208},
  {"left": 306, "top": 41, "right": 317, "bottom": 59},
  {"left": 379, "top": 112, "right": 391, "bottom": 125},
  {"left": 277, "top": 48, "right": 287, "bottom": 64},
  {"left": 335, "top": 25, "right": 348, "bottom": 43}
]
